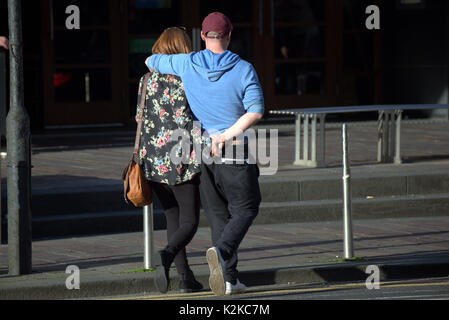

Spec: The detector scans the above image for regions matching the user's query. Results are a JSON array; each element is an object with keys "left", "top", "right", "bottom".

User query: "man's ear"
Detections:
[{"left": 200, "top": 31, "right": 206, "bottom": 41}]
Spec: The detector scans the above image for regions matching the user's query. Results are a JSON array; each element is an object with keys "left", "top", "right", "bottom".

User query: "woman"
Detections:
[{"left": 136, "top": 27, "right": 202, "bottom": 294}]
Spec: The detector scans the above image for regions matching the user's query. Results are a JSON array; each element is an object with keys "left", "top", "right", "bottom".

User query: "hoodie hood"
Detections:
[{"left": 190, "top": 50, "right": 241, "bottom": 82}]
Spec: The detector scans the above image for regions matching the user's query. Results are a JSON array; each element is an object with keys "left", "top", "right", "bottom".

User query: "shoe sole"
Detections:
[
  {"left": 154, "top": 253, "right": 169, "bottom": 293},
  {"left": 206, "top": 248, "right": 225, "bottom": 296}
]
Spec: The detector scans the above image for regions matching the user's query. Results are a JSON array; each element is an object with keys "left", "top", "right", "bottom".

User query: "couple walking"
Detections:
[{"left": 137, "top": 12, "right": 264, "bottom": 296}]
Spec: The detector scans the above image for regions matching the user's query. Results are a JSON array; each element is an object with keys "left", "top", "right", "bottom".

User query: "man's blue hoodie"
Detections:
[{"left": 146, "top": 49, "right": 264, "bottom": 134}]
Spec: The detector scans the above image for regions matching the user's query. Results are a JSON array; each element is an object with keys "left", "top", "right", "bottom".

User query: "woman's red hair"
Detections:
[{"left": 152, "top": 27, "right": 192, "bottom": 55}]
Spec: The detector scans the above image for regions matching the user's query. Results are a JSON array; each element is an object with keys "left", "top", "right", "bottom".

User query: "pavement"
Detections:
[
  {"left": 1, "top": 118, "right": 449, "bottom": 299},
  {"left": 0, "top": 217, "right": 449, "bottom": 299}
]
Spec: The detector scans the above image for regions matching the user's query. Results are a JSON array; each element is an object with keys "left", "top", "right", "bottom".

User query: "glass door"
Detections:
[
  {"left": 263, "top": 0, "right": 338, "bottom": 110},
  {"left": 42, "top": 0, "right": 123, "bottom": 127},
  {"left": 338, "top": 0, "right": 382, "bottom": 106},
  {"left": 126, "top": 0, "right": 182, "bottom": 120}
]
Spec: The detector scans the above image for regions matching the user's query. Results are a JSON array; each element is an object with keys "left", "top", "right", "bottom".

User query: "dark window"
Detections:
[
  {"left": 54, "top": 30, "right": 110, "bottom": 64},
  {"left": 275, "top": 63, "right": 325, "bottom": 95}
]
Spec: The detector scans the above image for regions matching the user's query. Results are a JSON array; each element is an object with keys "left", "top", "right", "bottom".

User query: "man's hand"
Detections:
[
  {"left": 210, "top": 134, "right": 225, "bottom": 157},
  {"left": 0, "top": 37, "right": 9, "bottom": 50}
]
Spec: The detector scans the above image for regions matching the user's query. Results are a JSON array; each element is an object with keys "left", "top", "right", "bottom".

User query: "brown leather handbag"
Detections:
[{"left": 122, "top": 72, "right": 153, "bottom": 207}]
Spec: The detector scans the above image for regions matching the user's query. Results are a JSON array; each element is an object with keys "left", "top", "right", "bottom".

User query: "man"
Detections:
[{"left": 145, "top": 12, "right": 264, "bottom": 296}]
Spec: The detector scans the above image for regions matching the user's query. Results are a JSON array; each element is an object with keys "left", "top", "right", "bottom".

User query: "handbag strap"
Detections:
[{"left": 133, "top": 72, "right": 151, "bottom": 157}]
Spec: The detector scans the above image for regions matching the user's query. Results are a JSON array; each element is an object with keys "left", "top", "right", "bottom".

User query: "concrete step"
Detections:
[
  {"left": 259, "top": 172, "right": 449, "bottom": 202},
  {"left": 25, "top": 172, "right": 449, "bottom": 218},
  {"left": 12, "top": 192, "right": 449, "bottom": 240},
  {"left": 256, "top": 193, "right": 449, "bottom": 224}
]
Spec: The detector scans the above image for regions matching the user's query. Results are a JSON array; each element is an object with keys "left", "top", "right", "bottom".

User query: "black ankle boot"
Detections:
[
  {"left": 154, "top": 249, "right": 174, "bottom": 293},
  {"left": 179, "top": 270, "right": 203, "bottom": 293}
]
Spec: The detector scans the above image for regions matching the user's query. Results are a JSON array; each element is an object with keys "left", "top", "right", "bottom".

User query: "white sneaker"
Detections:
[
  {"left": 225, "top": 279, "right": 247, "bottom": 295},
  {"left": 206, "top": 247, "right": 226, "bottom": 296}
]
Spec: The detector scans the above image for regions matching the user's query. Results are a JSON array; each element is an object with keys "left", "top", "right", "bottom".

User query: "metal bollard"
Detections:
[
  {"left": 0, "top": 48, "right": 6, "bottom": 243},
  {"left": 342, "top": 124, "right": 354, "bottom": 259},
  {"left": 0, "top": 48, "right": 6, "bottom": 137},
  {"left": 143, "top": 204, "right": 154, "bottom": 269}
]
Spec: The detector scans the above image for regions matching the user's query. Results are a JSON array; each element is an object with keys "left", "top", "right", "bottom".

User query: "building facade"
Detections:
[{"left": 0, "top": 0, "right": 447, "bottom": 131}]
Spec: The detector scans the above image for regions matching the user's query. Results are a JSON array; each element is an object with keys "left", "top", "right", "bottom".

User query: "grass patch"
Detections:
[
  {"left": 119, "top": 267, "right": 177, "bottom": 274},
  {"left": 119, "top": 268, "right": 155, "bottom": 274}
]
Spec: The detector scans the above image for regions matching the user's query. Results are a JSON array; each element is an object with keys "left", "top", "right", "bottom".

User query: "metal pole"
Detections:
[
  {"left": 319, "top": 114, "right": 326, "bottom": 167},
  {"left": 303, "top": 115, "right": 309, "bottom": 161},
  {"left": 311, "top": 114, "right": 317, "bottom": 165},
  {"left": 377, "top": 111, "right": 383, "bottom": 162},
  {"left": 143, "top": 204, "right": 154, "bottom": 269},
  {"left": 293, "top": 114, "right": 301, "bottom": 165},
  {"left": 0, "top": 48, "right": 6, "bottom": 137},
  {"left": 342, "top": 124, "right": 354, "bottom": 259},
  {"left": 0, "top": 48, "right": 6, "bottom": 243},
  {"left": 388, "top": 111, "right": 395, "bottom": 163},
  {"left": 383, "top": 111, "right": 390, "bottom": 162},
  {"left": 394, "top": 110, "right": 402, "bottom": 164},
  {"left": 7, "top": 0, "right": 32, "bottom": 275}
]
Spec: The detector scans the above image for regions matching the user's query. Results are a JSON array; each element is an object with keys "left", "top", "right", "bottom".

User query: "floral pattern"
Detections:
[{"left": 136, "top": 71, "right": 201, "bottom": 185}]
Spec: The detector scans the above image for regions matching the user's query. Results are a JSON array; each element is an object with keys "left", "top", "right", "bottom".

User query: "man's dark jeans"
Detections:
[{"left": 199, "top": 161, "right": 261, "bottom": 284}]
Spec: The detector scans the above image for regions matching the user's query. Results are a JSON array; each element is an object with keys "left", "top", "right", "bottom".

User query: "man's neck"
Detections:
[
  {"left": 208, "top": 49, "right": 225, "bottom": 54},
  {"left": 205, "top": 43, "right": 227, "bottom": 54}
]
